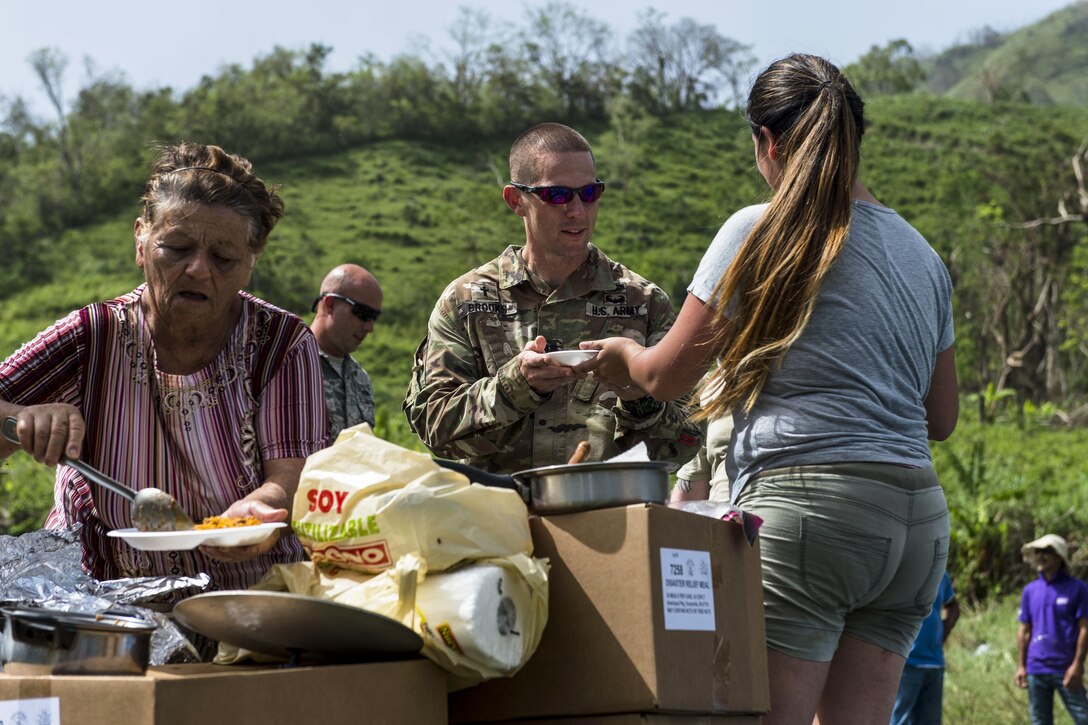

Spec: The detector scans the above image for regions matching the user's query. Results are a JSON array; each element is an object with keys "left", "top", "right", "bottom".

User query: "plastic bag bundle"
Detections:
[
  {"left": 215, "top": 554, "right": 549, "bottom": 687},
  {"left": 292, "top": 425, "right": 532, "bottom": 573},
  {"left": 412, "top": 555, "right": 546, "bottom": 680},
  {"left": 230, "top": 425, "right": 552, "bottom": 685}
]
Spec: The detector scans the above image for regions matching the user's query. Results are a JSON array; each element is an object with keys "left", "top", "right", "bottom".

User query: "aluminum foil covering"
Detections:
[{"left": 0, "top": 526, "right": 209, "bottom": 665}]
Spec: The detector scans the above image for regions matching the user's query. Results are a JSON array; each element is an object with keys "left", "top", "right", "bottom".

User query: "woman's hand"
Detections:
[
  {"left": 2, "top": 404, "right": 85, "bottom": 466},
  {"left": 575, "top": 337, "right": 645, "bottom": 389},
  {"left": 200, "top": 458, "right": 304, "bottom": 562},
  {"left": 596, "top": 379, "right": 650, "bottom": 402},
  {"left": 583, "top": 294, "right": 716, "bottom": 402},
  {"left": 199, "top": 497, "right": 289, "bottom": 563}
]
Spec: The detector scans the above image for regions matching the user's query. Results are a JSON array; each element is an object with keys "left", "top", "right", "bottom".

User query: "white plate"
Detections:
[
  {"left": 545, "top": 349, "right": 599, "bottom": 366},
  {"left": 107, "top": 522, "right": 287, "bottom": 551}
]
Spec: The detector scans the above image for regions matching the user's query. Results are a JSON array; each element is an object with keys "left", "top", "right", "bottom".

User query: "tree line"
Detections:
[{"left": 0, "top": 5, "right": 756, "bottom": 284}]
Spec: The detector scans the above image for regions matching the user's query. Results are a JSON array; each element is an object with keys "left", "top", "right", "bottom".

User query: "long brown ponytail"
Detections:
[{"left": 699, "top": 54, "right": 865, "bottom": 419}]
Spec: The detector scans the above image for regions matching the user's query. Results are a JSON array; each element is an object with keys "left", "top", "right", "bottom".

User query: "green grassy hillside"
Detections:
[
  {"left": 4, "top": 97, "right": 1084, "bottom": 421},
  {"left": 0, "top": 112, "right": 761, "bottom": 430},
  {"left": 944, "top": 596, "right": 1033, "bottom": 724},
  {"left": 926, "top": 1, "right": 1088, "bottom": 105}
]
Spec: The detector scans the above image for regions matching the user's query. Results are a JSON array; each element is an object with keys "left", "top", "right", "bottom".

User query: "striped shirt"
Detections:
[{"left": 0, "top": 285, "right": 327, "bottom": 594}]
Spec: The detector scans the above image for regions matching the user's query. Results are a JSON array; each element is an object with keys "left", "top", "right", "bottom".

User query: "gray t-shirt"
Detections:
[{"left": 688, "top": 201, "right": 954, "bottom": 501}]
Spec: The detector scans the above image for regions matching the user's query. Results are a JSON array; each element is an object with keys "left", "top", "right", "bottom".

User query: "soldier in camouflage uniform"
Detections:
[
  {"left": 403, "top": 123, "right": 702, "bottom": 473},
  {"left": 311, "top": 264, "right": 382, "bottom": 442}
]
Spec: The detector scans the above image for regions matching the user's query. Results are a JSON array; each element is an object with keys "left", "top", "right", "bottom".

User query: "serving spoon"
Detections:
[{"left": 3, "top": 416, "right": 195, "bottom": 532}]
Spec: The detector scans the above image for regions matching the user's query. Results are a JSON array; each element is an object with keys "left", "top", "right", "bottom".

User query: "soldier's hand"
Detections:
[{"left": 519, "top": 336, "right": 579, "bottom": 394}]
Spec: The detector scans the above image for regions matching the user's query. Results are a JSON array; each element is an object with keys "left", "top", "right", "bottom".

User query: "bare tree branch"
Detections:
[{"left": 1010, "top": 133, "right": 1088, "bottom": 229}]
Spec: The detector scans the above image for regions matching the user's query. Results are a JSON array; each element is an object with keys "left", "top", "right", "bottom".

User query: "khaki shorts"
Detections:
[{"left": 736, "top": 463, "right": 949, "bottom": 661}]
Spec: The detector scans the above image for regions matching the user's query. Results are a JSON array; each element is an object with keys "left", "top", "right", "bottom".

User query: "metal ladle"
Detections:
[{"left": 2, "top": 416, "right": 195, "bottom": 531}]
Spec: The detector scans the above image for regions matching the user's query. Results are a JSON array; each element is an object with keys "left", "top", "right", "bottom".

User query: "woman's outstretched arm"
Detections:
[{"left": 580, "top": 293, "right": 720, "bottom": 401}]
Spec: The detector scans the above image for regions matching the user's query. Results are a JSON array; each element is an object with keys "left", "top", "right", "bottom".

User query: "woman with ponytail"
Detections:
[{"left": 581, "top": 54, "right": 959, "bottom": 724}]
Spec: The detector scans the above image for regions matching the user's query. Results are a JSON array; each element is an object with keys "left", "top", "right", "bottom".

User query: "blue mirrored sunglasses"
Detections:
[{"left": 511, "top": 179, "right": 605, "bottom": 205}]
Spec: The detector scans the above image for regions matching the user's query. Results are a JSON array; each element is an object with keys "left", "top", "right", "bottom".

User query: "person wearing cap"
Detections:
[
  {"left": 310, "top": 264, "right": 383, "bottom": 443},
  {"left": 1016, "top": 533, "right": 1088, "bottom": 725}
]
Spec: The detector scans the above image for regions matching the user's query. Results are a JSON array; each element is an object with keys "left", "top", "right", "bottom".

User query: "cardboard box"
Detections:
[
  {"left": 450, "top": 504, "right": 768, "bottom": 723},
  {"left": 0, "top": 659, "right": 447, "bottom": 725}
]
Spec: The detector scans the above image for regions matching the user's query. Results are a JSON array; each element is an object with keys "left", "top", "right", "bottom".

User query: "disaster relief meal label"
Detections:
[
  {"left": 660, "top": 547, "right": 716, "bottom": 631},
  {"left": 0, "top": 696, "right": 60, "bottom": 723}
]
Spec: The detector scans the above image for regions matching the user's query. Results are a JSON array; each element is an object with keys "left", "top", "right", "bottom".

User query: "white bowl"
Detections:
[
  {"left": 545, "top": 349, "right": 599, "bottom": 366},
  {"left": 107, "top": 522, "right": 286, "bottom": 551}
]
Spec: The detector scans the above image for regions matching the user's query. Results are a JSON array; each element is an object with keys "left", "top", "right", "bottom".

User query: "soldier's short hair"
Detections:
[{"left": 509, "top": 123, "right": 595, "bottom": 185}]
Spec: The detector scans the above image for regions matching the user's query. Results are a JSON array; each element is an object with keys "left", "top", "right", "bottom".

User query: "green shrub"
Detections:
[
  {"left": 943, "top": 596, "right": 1031, "bottom": 724},
  {"left": 934, "top": 413, "right": 1088, "bottom": 604},
  {"left": 0, "top": 455, "right": 55, "bottom": 534}
]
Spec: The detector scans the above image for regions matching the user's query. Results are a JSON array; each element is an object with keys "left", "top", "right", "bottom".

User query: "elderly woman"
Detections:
[{"left": 0, "top": 142, "right": 326, "bottom": 595}]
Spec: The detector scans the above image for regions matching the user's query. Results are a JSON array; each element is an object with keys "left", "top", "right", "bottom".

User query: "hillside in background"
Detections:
[
  {"left": 926, "top": 0, "right": 1088, "bottom": 104},
  {"left": 2, "top": 97, "right": 1086, "bottom": 438}
]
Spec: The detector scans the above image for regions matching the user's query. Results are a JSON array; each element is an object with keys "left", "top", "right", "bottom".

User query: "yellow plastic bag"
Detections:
[
  {"left": 292, "top": 425, "right": 531, "bottom": 573},
  {"left": 214, "top": 554, "right": 550, "bottom": 688}
]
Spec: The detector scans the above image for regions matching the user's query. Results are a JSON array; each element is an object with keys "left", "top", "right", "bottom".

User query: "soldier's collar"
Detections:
[
  {"left": 499, "top": 244, "right": 612, "bottom": 291},
  {"left": 497, "top": 246, "right": 531, "bottom": 290},
  {"left": 566, "top": 245, "right": 621, "bottom": 295}
]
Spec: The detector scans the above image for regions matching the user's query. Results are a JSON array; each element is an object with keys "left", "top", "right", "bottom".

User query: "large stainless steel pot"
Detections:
[
  {"left": 434, "top": 458, "right": 674, "bottom": 514},
  {"left": 1, "top": 607, "right": 157, "bottom": 675}
]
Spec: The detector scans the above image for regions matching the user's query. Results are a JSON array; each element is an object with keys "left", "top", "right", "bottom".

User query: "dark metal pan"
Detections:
[
  {"left": 173, "top": 591, "right": 422, "bottom": 664},
  {"left": 433, "top": 458, "right": 675, "bottom": 515}
]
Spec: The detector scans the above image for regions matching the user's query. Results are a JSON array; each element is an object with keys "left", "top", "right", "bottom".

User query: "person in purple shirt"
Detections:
[{"left": 1016, "top": 534, "right": 1088, "bottom": 725}]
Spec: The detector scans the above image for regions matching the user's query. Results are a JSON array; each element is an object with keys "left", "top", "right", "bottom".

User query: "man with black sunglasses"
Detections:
[
  {"left": 311, "top": 264, "right": 383, "bottom": 443},
  {"left": 404, "top": 123, "right": 701, "bottom": 473}
]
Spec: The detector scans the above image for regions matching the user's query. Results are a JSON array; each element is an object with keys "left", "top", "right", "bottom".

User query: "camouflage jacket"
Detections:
[
  {"left": 320, "top": 351, "right": 375, "bottom": 443},
  {"left": 403, "top": 244, "right": 702, "bottom": 473}
]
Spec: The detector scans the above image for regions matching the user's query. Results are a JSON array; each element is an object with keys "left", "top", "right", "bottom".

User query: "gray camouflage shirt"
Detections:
[
  {"left": 403, "top": 244, "right": 702, "bottom": 473},
  {"left": 320, "top": 351, "right": 375, "bottom": 443}
]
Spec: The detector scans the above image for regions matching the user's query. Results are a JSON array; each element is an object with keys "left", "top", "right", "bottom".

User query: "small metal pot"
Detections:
[
  {"left": 434, "top": 458, "right": 674, "bottom": 514},
  {"left": 1, "top": 607, "right": 157, "bottom": 675}
]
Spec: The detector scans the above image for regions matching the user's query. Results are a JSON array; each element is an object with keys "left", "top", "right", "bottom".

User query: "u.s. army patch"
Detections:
[{"left": 586, "top": 302, "right": 648, "bottom": 317}]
